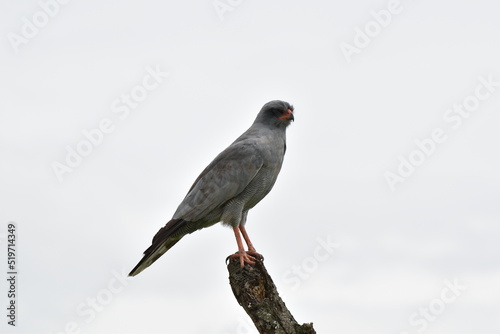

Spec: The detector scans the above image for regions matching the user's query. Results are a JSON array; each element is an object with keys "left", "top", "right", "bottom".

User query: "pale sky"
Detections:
[{"left": 1, "top": 1, "right": 500, "bottom": 333}]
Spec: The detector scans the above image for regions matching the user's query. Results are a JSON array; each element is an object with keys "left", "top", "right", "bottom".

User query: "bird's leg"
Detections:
[
  {"left": 228, "top": 226, "right": 256, "bottom": 268},
  {"left": 239, "top": 225, "right": 263, "bottom": 260}
]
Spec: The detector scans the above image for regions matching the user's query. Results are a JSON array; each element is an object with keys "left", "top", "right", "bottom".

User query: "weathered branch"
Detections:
[{"left": 227, "top": 258, "right": 316, "bottom": 334}]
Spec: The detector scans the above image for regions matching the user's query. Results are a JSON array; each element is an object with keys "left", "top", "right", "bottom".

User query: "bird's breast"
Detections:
[{"left": 236, "top": 137, "right": 286, "bottom": 210}]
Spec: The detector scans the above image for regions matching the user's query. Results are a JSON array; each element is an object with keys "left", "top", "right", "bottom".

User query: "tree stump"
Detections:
[{"left": 227, "top": 258, "right": 316, "bottom": 334}]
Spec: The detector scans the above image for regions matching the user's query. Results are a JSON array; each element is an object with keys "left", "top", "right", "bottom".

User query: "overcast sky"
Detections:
[{"left": 1, "top": 1, "right": 500, "bottom": 333}]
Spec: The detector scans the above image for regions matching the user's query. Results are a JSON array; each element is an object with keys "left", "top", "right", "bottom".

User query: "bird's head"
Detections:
[{"left": 254, "top": 100, "right": 294, "bottom": 128}]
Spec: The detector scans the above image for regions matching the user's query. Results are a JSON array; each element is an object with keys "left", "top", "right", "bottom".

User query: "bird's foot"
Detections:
[
  {"left": 226, "top": 251, "right": 262, "bottom": 268},
  {"left": 246, "top": 249, "right": 264, "bottom": 261}
]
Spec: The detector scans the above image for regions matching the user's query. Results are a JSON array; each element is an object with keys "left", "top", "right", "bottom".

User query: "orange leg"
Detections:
[
  {"left": 228, "top": 226, "right": 257, "bottom": 267},
  {"left": 239, "top": 225, "right": 256, "bottom": 252},
  {"left": 239, "top": 225, "right": 263, "bottom": 260}
]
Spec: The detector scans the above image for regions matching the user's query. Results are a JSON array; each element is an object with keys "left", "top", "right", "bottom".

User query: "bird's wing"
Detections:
[
  {"left": 128, "top": 141, "right": 264, "bottom": 277},
  {"left": 173, "top": 140, "right": 264, "bottom": 222}
]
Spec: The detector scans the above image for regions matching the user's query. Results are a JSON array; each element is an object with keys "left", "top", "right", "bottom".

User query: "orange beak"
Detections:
[{"left": 278, "top": 109, "right": 294, "bottom": 121}]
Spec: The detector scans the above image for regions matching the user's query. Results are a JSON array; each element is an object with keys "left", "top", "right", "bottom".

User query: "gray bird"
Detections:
[{"left": 129, "top": 100, "right": 294, "bottom": 276}]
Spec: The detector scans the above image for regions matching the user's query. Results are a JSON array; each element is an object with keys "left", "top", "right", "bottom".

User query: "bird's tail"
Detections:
[{"left": 129, "top": 219, "right": 189, "bottom": 276}]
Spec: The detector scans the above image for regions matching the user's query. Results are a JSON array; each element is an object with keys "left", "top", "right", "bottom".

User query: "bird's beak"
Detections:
[{"left": 279, "top": 109, "right": 294, "bottom": 122}]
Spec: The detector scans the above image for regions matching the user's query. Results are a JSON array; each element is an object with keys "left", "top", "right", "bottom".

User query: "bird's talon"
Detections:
[
  {"left": 247, "top": 250, "right": 264, "bottom": 261},
  {"left": 227, "top": 251, "right": 258, "bottom": 267}
]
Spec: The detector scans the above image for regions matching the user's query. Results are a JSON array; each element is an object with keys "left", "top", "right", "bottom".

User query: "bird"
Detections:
[{"left": 129, "top": 100, "right": 294, "bottom": 276}]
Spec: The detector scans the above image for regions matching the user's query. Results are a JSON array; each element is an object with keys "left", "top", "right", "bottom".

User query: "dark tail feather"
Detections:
[{"left": 129, "top": 219, "right": 188, "bottom": 277}]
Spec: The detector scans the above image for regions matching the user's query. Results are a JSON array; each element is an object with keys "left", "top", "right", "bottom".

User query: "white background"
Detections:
[{"left": 1, "top": 1, "right": 499, "bottom": 333}]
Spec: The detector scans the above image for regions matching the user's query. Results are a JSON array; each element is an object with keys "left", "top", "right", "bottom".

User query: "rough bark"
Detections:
[{"left": 227, "top": 258, "right": 316, "bottom": 334}]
